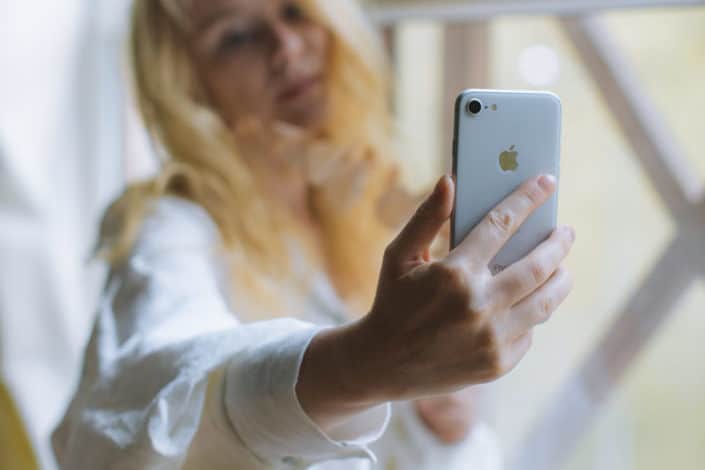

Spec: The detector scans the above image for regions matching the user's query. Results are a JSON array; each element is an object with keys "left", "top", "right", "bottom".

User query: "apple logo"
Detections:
[{"left": 499, "top": 145, "right": 519, "bottom": 172}]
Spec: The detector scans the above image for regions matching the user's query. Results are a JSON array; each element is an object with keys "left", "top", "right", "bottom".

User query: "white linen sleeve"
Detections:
[
  {"left": 52, "top": 197, "right": 389, "bottom": 470},
  {"left": 370, "top": 401, "right": 503, "bottom": 470},
  {"left": 223, "top": 326, "right": 390, "bottom": 466}
]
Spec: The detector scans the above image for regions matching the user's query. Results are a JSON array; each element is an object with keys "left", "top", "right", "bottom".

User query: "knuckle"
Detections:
[
  {"left": 554, "top": 265, "right": 567, "bottom": 281},
  {"left": 429, "top": 262, "right": 457, "bottom": 283},
  {"left": 430, "top": 263, "right": 472, "bottom": 303},
  {"left": 536, "top": 296, "right": 554, "bottom": 324},
  {"left": 529, "top": 261, "right": 548, "bottom": 284},
  {"left": 478, "top": 330, "right": 502, "bottom": 375},
  {"left": 465, "top": 274, "right": 492, "bottom": 317},
  {"left": 522, "top": 181, "right": 546, "bottom": 207},
  {"left": 485, "top": 208, "right": 514, "bottom": 236},
  {"left": 467, "top": 291, "right": 492, "bottom": 318},
  {"left": 500, "top": 274, "right": 524, "bottom": 300},
  {"left": 489, "top": 356, "right": 503, "bottom": 378},
  {"left": 553, "top": 266, "right": 573, "bottom": 298}
]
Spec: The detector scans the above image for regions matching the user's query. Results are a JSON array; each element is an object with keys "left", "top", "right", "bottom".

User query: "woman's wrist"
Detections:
[{"left": 295, "top": 319, "right": 388, "bottom": 432}]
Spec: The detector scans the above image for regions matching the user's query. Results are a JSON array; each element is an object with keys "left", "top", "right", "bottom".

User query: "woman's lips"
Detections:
[{"left": 277, "top": 75, "right": 322, "bottom": 103}]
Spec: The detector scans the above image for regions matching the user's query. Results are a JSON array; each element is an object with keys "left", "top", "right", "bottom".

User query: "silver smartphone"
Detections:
[{"left": 451, "top": 89, "right": 562, "bottom": 274}]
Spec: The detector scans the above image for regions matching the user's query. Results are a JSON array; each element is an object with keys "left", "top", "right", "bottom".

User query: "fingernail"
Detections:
[
  {"left": 538, "top": 174, "right": 557, "bottom": 191},
  {"left": 434, "top": 175, "right": 449, "bottom": 197}
]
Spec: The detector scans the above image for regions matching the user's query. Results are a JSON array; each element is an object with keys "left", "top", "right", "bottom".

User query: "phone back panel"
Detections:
[{"left": 452, "top": 89, "right": 562, "bottom": 274}]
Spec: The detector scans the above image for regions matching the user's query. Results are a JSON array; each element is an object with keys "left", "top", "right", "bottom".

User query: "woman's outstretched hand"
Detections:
[
  {"left": 356, "top": 173, "right": 575, "bottom": 401},
  {"left": 297, "top": 174, "right": 575, "bottom": 431}
]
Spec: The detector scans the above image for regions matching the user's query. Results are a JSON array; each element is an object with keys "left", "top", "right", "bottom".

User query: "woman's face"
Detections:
[{"left": 187, "top": 0, "right": 331, "bottom": 132}]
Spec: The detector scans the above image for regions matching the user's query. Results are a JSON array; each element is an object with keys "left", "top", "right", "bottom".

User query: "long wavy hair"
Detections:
[{"left": 104, "top": 0, "right": 410, "bottom": 318}]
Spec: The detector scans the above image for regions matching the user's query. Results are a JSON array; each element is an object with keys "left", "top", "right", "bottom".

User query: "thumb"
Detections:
[{"left": 386, "top": 175, "right": 455, "bottom": 272}]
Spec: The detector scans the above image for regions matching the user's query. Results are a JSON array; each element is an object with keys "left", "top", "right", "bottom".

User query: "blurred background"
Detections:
[{"left": 1, "top": 1, "right": 704, "bottom": 469}]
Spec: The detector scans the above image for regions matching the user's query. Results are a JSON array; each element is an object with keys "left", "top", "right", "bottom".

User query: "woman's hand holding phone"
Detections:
[
  {"left": 297, "top": 174, "right": 575, "bottom": 431},
  {"left": 356, "top": 173, "right": 575, "bottom": 400}
]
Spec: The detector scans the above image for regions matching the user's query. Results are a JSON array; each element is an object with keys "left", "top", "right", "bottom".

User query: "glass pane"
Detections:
[
  {"left": 487, "top": 16, "right": 677, "bottom": 460},
  {"left": 393, "top": 21, "right": 444, "bottom": 191},
  {"left": 604, "top": 7, "right": 705, "bottom": 187},
  {"left": 391, "top": 6, "right": 704, "bottom": 469},
  {"left": 564, "top": 280, "right": 705, "bottom": 470}
]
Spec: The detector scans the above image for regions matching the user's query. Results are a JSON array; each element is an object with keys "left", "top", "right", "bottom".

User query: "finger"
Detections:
[
  {"left": 428, "top": 221, "right": 452, "bottom": 261},
  {"left": 449, "top": 174, "right": 557, "bottom": 267},
  {"left": 505, "top": 267, "right": 573, "bottom": 340},
  {"left": 492, "top": 225, "right": 575, "bottom": 308},
  {"left": 385, "top": 175, "right": 454, "bottom": 273}
]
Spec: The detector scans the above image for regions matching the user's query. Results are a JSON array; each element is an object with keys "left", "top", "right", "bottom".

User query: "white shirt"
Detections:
[{"left": 52, "top": 196, "right": 502, "bottom": 469}]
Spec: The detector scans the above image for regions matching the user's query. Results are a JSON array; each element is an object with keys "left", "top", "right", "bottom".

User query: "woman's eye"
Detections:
[
  {"left": 219, "top": 30, "right": 257, "bottom": 51},
  {"left": 282, "top": 3, "right": 306, "bottom": 23}
]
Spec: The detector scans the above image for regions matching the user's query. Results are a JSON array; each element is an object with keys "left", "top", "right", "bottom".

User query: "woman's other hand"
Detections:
[{"left": 414, "top": 388, "right": 478, "bottom": 444}]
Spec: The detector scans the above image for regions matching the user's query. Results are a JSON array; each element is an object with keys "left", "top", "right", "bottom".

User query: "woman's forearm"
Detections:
[{"left": 296, "top": 319, "right": 389, "bottom": 433}]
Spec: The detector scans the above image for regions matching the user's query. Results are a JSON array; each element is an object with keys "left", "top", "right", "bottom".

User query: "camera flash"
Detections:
[{"left": 491, "top": 104, "right": 498, "bottom": 111}]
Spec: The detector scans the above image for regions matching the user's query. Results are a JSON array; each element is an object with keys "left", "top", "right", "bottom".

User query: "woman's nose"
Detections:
[{"left": 270, "top": 23, "right": 305, "bottom": 74}]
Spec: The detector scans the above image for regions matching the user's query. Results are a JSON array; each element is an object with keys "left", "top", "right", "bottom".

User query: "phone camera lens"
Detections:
[{"left": 466, "top": 99, "right": 483, "bottom": 116}]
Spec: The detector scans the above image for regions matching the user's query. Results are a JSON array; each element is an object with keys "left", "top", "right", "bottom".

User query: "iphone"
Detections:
[{"left": 451, "top": 89, "right": 562, "bottom": 274}]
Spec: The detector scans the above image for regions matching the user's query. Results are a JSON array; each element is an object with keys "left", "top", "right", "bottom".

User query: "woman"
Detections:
[{"left": 53, "top": 0, "right": 576, "bottom": 468}]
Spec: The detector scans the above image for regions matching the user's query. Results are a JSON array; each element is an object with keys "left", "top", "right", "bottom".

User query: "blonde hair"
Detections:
[{"left": 108, "top": 0, "right": 405, "bottom": 318}]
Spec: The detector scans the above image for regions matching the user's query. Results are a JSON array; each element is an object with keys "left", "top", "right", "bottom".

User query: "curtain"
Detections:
[{"left": 0, "top": 1, "right": 130, "bottom": 467}]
